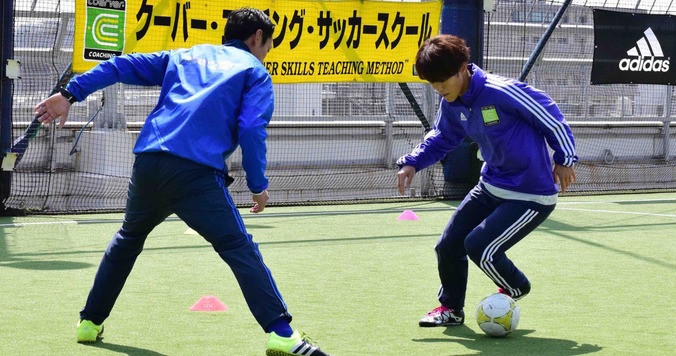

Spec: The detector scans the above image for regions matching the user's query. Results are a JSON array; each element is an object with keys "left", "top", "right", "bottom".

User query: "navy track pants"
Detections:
[
  {"left": 80, "top": 152, "right": 290, "bottom": 330},
  {"left": 436, "top": 183, "right": 555, "bottom": 310}
]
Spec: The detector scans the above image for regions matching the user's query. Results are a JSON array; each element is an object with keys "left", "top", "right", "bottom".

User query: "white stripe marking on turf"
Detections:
[
  {"left": 558, "top": 198, "right": 676, "bottom": 205},
  {"left": 0, "top": 220, "right": 78, "bottom": 227},
  {"left": 1, "top": 200, "right": 674, "bottom": 228},
  {"left": 557, "top": 207, "right": 676, "bottom": 218}
]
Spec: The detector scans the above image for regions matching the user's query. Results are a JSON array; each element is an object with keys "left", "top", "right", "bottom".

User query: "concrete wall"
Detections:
[{"left": 6, "top": 120, "right": 676, "bottom": 212}]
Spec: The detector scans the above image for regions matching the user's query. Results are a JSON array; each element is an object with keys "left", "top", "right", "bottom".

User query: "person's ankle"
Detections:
[{"left": 267, "top": 317, "right": 293, "bottom": 337}]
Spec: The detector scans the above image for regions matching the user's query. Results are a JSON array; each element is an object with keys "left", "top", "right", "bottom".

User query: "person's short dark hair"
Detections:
[
  {"left": 415, "top": 35, "right": 470, "bottom": 82},
  {"left": 223, "top": 7, "right": 275, "bottom": 44}
]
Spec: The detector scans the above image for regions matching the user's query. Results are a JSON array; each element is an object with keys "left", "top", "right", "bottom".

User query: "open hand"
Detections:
[{"left": 34, "top": 93, "right": 71, "bottom": 129}]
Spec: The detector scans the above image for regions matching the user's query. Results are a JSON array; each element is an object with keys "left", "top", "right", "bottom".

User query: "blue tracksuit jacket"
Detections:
[
  {"left": 398, "top": 64, "right": 577, "bottom": 196},
  {"left": 66, "top": 40, "right": 273, "bottom": 193}
]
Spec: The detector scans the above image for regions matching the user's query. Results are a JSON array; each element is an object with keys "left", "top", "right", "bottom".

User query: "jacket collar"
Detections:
[
  {"left": 458, "top": 63, "right": 487, "bottom": 106},
  {"left": 224, "top": 39, "right": 251, "bottom": 53}
]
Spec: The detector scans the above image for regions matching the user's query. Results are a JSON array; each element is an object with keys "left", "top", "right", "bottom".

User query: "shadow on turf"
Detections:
[
  {"left": 412, "top": 325, "right": 602, "bottom": 355},
  {"left": 539, "top": 219, "right": 676, "bottom": 271},
  {"left": 0, "top": 260, "right": 92, "bottom": 270},
  {"left": 83, "top": 341, "right": 168, "bottom": 355}
]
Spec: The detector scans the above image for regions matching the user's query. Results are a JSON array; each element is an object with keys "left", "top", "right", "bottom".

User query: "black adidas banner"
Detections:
[{"left": 591, "top": 10, "right": 676, "bottom": 85}]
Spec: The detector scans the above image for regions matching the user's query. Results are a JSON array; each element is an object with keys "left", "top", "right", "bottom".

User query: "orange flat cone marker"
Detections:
[
  {"left": 397, "top": 210, "right": 419, "bottom": 220},
  {"left": 190, "top": 295, "right": 228, "bottom": 312}
]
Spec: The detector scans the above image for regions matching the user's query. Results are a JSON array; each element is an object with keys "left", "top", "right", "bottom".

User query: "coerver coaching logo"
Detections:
[
  {"left": 84, "top": 0, "right": 126, "bottom": 61},
  {"left": 619, "top": 27, "right": 670, "bottom": 73}
]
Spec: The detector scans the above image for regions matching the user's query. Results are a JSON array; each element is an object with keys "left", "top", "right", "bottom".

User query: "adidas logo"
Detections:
[
  {"left": 619, "top": 27, "right": 670, "bottom": 73},
  {"left": 460, "top": 112, "right": 467, "bottom": 121}
]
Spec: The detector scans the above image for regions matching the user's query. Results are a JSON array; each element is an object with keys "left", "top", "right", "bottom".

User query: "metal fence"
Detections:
[{"left": 3, "top": 0, "right": 675, "bottom": 213}]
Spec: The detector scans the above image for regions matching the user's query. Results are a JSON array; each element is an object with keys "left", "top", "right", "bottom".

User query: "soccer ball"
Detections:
[{"left": 476, "top": 293, "right": 520, "bottom": 337}]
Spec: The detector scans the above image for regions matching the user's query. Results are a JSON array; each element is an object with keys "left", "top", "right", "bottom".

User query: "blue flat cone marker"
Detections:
[
  {"left": 190, "top": 295, "right": 228, "bottom": 312},
  {"left": 397, "top": 210, "right": 419, "bottom": 220}
]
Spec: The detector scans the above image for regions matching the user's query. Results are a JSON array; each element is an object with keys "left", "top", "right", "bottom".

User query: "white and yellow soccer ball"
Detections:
[{"left": 476, "top": 293, "right": 520, "bottom": 337}]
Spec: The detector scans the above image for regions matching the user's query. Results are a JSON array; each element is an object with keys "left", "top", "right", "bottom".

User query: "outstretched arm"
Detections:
[
  {"left": 34, "top": 52, "right": 171, "bottom": 128},
  {"left": 396, "top": 102, "right": 466, "bottom": 195},
  {"left": 66, "top": 51, "right": 171, "bottom": 101}
]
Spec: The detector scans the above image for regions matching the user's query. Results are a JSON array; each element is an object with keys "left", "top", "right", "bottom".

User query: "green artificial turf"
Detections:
[{"left": 1, "top": 192, "right": 675, "bottom": 355}]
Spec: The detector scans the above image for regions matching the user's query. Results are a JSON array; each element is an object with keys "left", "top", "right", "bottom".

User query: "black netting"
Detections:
[{"left": 5, "top": 0, "right": 675, "bottom": 213}]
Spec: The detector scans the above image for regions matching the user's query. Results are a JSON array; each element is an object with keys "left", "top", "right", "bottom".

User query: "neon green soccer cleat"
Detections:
[
  {"left": 266, "top": 330, "right": 329, "bottom": 356},
  {"left": 76, "top": 319, "right": 103, "bottom": 343}
]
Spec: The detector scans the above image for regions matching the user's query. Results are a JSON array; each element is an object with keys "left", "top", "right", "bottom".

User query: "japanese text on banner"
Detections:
[{"left": 73, "top": 0, "right": 442, "bottom": 83}]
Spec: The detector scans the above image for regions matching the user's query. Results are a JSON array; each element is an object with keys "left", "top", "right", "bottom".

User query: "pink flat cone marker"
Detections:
[
  {"left": 190, "top": 295, "right": 228, "bottom": 312},
  {"left": 397, "top": 210, "right": 420, "bottom": 220}
]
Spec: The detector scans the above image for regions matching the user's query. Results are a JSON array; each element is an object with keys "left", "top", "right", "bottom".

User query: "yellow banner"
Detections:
[{"left": 73, "top": 0, "right": 441, "bottom": 83}]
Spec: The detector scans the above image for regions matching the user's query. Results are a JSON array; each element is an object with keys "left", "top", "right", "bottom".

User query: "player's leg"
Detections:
[
  {"left": 436, "top": 186, "right": 494, "bottom": 309},
  {"left": 420, "top": 186, "right": 494, "bottom": 327},
  {"left": 464, "top": 199, "right": 554, "bottom": 300},
  {"left": 78, "top": 153, "right": 171, "bottom": 341},
  {"left": 169, "top": 165, "right": 327, "bottom": 354},
  {"left": 165, "top": 160, "right": 290, "bottom": 330}
]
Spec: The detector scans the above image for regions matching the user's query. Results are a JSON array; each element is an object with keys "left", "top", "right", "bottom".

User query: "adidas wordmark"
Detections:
[{"left": 618, "top": 27, "right": 670, "bottom": 73}]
